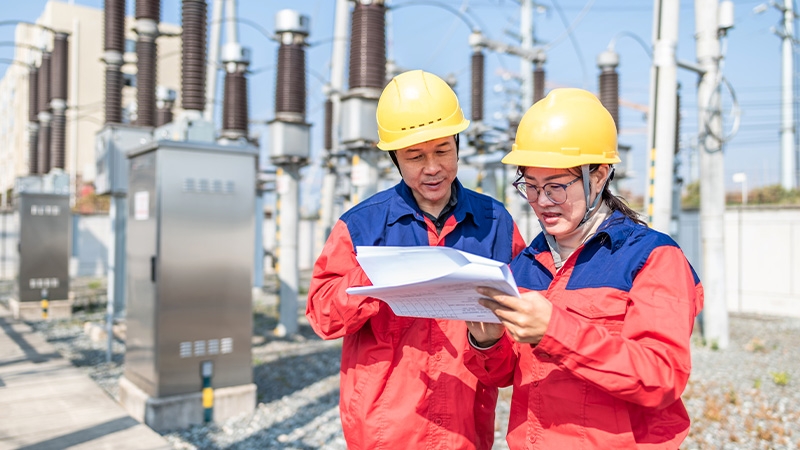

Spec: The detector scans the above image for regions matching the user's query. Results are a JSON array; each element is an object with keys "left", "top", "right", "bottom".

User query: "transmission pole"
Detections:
[
  {"left": 645, "top": 0, "right": 679, "bottom": 234},
  {"left": 696, "top": 0, "right": 729, "bottom": 349},
  {"left": 320, "top": 0, "right": 349, "bottom": 244},
  {"left": 520, "top": 0, "right": 534, "bottom": 109},
  {"left": 779, "top": 0, "right": 797, "bottom": 189}
]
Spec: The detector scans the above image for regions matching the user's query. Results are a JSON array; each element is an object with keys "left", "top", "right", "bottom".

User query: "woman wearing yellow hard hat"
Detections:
[
  {"left": 307, "top": 70, "right": 525, "bottom": 449},
  {"left": 464, "top": 88, "right": 704, "bottom": 449}
]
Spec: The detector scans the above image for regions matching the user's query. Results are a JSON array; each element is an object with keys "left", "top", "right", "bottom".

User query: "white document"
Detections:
[{"left": 346, "top": 246, "right": 520, "bottom": 323}]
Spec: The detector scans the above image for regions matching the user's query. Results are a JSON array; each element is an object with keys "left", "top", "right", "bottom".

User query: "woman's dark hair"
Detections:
[{"left": 567, "top": 164, "right": 647, "bottom": 226}]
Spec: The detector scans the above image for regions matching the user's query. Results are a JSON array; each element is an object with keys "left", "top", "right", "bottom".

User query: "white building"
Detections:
[{"left": 0, "top": 0, "right": 183, "bottom": 207}]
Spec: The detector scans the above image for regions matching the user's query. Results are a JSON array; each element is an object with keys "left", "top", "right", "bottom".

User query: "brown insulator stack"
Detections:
[
  {"left": 323, "top": 99, "right": 333, "bottom": 151},
  {"left": 135, "top": 0, "right": 160, "bottom": 126},
  {"left": 181, "top": 0, "right": 207, "bottom": 112},
  {"left": 28, "top": 66, "right": 39, "bottom": 174},
  {"left": 156, "top": 102, "right": 173, "bottom": 126},
  {"left": 222, "top": 69, "right": 248, "bottom": 137},
  {"left": 275, "top": 43, "right": 305, "bottom": 121},
  {"left": 348, "top": 1, "right": 386, "bottom": 90},
  {"left": 135, "top": 0, "right": 159, "bottom": 19},
  {"left": 37, "top": 53, "right": 51, "bottom": 115},
  {"left": 37, "top": 123, "right": 51, "bottom": 175},
  {"left": 51, "top": 34, "right": 69, "bottom": 104},
  {"left": 104, "top": 0, "right": 125, "bottom": 124},
  {"left": 50, "top": 32, "right": 69, "bottom": 170},
  {"left": 28, "top": 67, "right": 39, "bottom": 124},
  {"left": 507, "top": 117, "right": 519, "bottom": 142},
  {"left": 599, "top": 70, "right": 619, "bottom": 132},
  {"left": 675, "top": 87, "right": 681, "bottom": 154},
  {"left": 155, "top": 85, "right": 176, "bottom": 126},
  {"left": 597, "top": 49, "right": 620, "bottom": 133},
  {"left": 533, "top": 66, "right": 545, "bottom": 104},
  {"left": 37, "top": 52, "right": 52, "bottom": 174},
  {"left": 471, "top": 51, "right": 484, "bottom": 122}
]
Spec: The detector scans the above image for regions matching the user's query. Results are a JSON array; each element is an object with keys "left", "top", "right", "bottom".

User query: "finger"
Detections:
[
  {"left": 476, "top": 286, "right": 507, "bottom": 298},
  {"left": 478, "top": 298, "right": 509, "bottom": 314},
  {"left": 478, "top": 292, "right": 524, "bottom": 312}
]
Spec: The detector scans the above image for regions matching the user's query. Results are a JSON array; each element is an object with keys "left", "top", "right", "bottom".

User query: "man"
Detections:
[{"left": 306, "top": 70, "right": 525, "bottom": 449}]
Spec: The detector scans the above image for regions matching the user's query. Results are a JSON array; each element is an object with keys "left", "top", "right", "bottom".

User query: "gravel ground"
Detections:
[{"left": 21, "top": 300, "right": 800, "bottom": 450}]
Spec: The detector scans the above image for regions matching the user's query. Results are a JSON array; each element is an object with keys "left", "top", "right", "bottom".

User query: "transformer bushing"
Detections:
[
  {"left": 471, "top": 50, "right": 484, "bottom": 123},
  {"left": 181, "top": 0, "right": 207, "bottom": 112},
  {"left": 340, "top": 0, "right": 385, "bottom": 148},
  {"left": 533, "top": 50, "right": 547, "bottom": 104},
  {"left": 270, "top": 9, "right": 310, "bottom": 164},
  {"left": 597, "top": 49, "right": 620, "bottom": 133},
  {"left": 28, "top": 66, "right": 39, "bottom": 174},
  {"left": 135, "top": 0, "right": 161, "bottom": 127},
  {"left": 36, "top": 52, "right": 52, "bottom": 175},
  {"left": 50, "top": 32, "right": 69, "bottom": 170},
  {"left": 155, "top": 85, "right": 176, "bottom": 127},
  {"left": 270, "top": 9, "right": 311, "bottom": 338},
  {"left": 221, "top": 43, "right": 251, "bottom": 140}
]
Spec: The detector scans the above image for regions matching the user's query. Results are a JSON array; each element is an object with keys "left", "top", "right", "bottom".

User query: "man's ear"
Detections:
[{"left": 389, "top": 150, "right": 402, "bottom": 176}]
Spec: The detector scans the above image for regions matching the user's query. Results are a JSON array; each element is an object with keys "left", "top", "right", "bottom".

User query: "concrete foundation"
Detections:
[
  {"left": 118, "top": 376, "right": 257, "bottom": 432},
  {"left": 8, "top": 297, "right": 73, "bottom": 321}
]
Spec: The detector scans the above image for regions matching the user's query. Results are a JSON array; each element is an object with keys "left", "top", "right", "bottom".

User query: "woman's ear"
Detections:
[{"left": 592, "top": 164, "right": 610, "bottom": 191}]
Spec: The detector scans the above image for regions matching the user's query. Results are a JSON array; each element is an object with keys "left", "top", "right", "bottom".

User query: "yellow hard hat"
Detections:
[
  {"left": 502, "top": 88, "right": 620, "bottom": 168},
  {"left": 376, "top": 70, "right": 470, "bottom": 151}
]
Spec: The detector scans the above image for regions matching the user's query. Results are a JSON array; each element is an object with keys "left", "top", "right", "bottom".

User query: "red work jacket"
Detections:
[
  {"left": 307, "top": 180, "right": 526, "bottom": 450},
  {"left": 465, "top": 212, "right": 704, "bottom": 449}
]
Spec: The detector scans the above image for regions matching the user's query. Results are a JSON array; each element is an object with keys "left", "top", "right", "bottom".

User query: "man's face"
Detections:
[{"left": 395, "top": 136, "right": 458, "bottom": 216}]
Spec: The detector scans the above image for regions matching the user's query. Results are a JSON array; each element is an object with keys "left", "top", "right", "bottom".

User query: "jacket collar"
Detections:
[
  {"left": 525, "top": 209, "right": 637, "bottom": 257},
  {"left": 387, "top": 178, "right": 475, "bottom": 226}
]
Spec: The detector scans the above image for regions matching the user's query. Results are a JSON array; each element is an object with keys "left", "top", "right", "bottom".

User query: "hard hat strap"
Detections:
[{"left": 579, "top": 165, "right": 613, "bottom": 226}]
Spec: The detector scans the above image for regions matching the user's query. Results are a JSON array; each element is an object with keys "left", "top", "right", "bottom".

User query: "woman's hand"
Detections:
[
  {"left": 466, "top": 321, "right": 504, "bottom": 347},
  {"left": 477, "top": 287, "right": 553, "bottom": 345}
]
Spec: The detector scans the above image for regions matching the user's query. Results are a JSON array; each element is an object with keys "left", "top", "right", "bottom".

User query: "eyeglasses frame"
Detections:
[{"left": 512, "top": 173, "right": 583, "bottom": 204}]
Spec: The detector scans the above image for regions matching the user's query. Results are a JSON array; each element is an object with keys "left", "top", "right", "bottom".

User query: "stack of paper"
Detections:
[{"left": 346, "top": 246, "right": 520, "bottom": 323}]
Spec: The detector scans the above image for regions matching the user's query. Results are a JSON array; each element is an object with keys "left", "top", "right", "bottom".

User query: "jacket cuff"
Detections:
[{"left": 467, "top": 331, "right": 501, "bottom": 350}]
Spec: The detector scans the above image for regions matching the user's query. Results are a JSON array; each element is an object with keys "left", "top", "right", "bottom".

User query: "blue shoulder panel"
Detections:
[
  {"left": 570, "top": 214, "right": 681, "bottom": 291},
  {"left": 340, "top": 179, "right": 516, "bottom": 263},
  {"left": 510, "top": 212, "right": 688, "bottom": 293},
  {"left": 509, "top": 233, "right": 554, "bottom": 291}
]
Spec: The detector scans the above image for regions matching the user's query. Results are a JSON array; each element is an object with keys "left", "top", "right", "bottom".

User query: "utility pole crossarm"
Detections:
[{"left": 469, "top": 32, "right": 545, "bottom": 63}]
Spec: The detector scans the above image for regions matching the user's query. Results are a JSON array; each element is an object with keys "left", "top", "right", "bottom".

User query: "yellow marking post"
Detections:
[{"left": 202, "top": 387, "right": 214, "bottom": 409}]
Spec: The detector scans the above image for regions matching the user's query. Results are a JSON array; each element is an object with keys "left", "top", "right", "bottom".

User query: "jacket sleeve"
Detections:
[
  {"left": 511, "top": 222, "right": 527, "bottom": 258},
  {"left": 305, "top": 219, "right": 382, "bottom": 340},
  {"left": 464, "top": 331, "right": 519, "bottom": 388},
  {"left": 535, "top": 245, "right": 702, "bottom": 409}
]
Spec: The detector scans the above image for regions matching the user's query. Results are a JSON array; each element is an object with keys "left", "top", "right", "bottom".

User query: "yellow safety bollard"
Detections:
[{"left": 40, "top": 288, "right": 49, "bottom": 319}]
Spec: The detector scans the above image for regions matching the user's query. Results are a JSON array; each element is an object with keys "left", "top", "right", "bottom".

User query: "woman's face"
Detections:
[{"left": 520, "top": 165, "right": 608, "bottom": 238}]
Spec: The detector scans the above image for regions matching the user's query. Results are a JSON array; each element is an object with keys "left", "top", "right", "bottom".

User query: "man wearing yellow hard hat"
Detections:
[
  {"left": 463, "top": 88, "right": 704, "bottom": 448},
  {"left": 307, "top": 70, "right": 525, "bottom": 449}
]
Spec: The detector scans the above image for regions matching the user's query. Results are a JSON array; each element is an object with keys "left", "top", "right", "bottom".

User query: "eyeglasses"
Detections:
[{"left": 512, "top": 174, "right": 582, "bottom": 204}]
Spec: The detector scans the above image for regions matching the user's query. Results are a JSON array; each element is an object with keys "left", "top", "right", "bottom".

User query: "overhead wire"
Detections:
[{"left": 545, "top": 0, "right": 593, "bottom": 89}]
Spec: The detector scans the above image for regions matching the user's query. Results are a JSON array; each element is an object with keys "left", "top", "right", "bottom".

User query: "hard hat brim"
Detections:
[
  {"left": 501, "top": 148, "right": 621, "bottom": 168},
  {"left": 377, "top": 118, "right": 469, "bottom": 151}
]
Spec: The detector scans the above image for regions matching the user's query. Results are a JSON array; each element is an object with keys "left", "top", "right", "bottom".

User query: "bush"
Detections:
[{"left": 682, "top": 182, "right": 800, "bottom": 208}]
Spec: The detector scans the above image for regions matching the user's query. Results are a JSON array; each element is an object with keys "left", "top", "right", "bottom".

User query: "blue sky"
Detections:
[{"left": 0, "top": 0, "right": 793, "bottom": 199}]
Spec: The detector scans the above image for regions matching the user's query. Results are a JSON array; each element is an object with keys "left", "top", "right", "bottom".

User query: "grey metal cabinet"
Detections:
[{"left": 124, "top": 140, "right": 257, "bottom": 398}]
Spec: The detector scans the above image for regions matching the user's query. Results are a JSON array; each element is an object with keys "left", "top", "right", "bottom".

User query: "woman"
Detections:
[{"left": 465, "top": 88, "right": 703, "bottom": 449}]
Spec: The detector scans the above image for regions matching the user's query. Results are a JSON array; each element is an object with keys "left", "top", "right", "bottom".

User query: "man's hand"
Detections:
[
  {"left": 476, "top": 287, "right": 553, "bottom": 345},
  {"left": 466, "top": 321, "right": 504, "bottom": 348}
]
